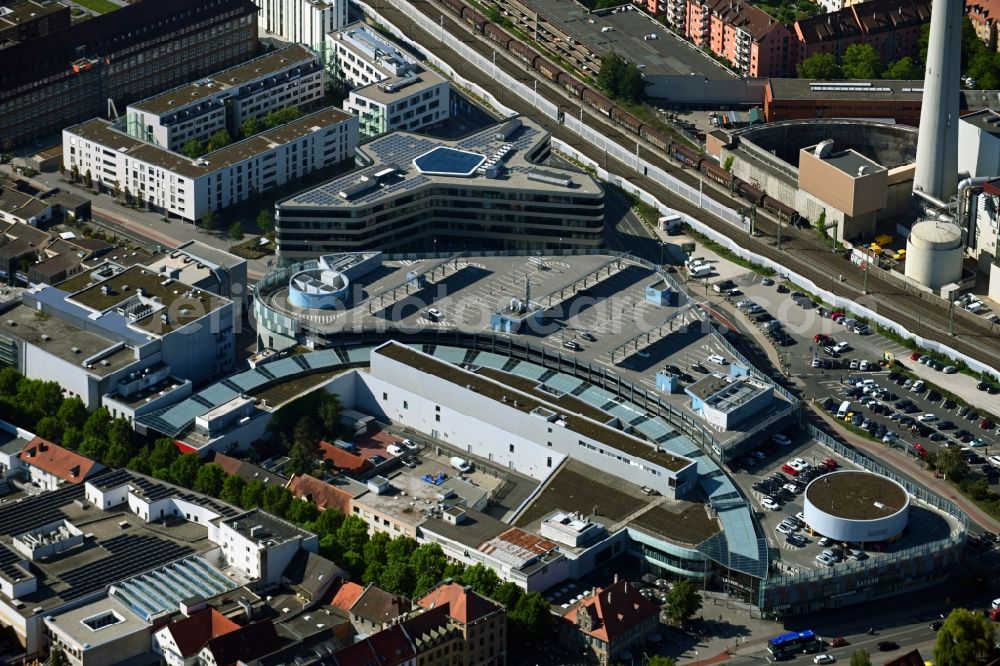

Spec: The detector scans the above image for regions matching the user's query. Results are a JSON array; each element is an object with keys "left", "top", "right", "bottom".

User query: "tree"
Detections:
[
  {"left": 200, "top": 210, "right": 217, "bottom": 231},
  {"left": 336, "top": 515, "right": 370, "bottom": 577},
  {"left": 78, "top": 435, "right": 108, "bottom": 463},
  {"left": 937, "top": 446, "right": 970, "bottom": 481},
  {"left": 50, "top": 647, "right": 68, "bottom": 666},
  {"left": 206, "top": 129, "right": 232, "bottom": 152},
  {"left": 849, "top": 649, "right": 872, "bottom": 666},
  {"left": 241, "top": 116, "right": 263, "bottom": 138},
  {"left": 815, "top": 209, "right": 828, "bottom": 237},
  {"left": 241, "top": 480, "right": 267, "bottom": 509},
  {"left": 509, "top": 591, "right": 552, "bottom": 641},
  {"left": 597, "top": 52, "right": 645, "bottom": 103},
  {"left": 34, "top": 416, "right": 63, "bottom": 442},
  {"left": 797, "top": 52, "right": 842, "bottom": 80},
  {"left": 462, "top": 563, "right": 500, "bottom": 598},
  {"left": 362, "top": 532, "right": 391, "bottom": 585},
  {"left": 127, "top": 445, "right": 152, "bottom": 474},
  {"left": 169, "top": 454, "right": 201, "bottom": 488},
  {"left": 934, "top": 608, "right": 998, "bottom": 665},
  {"left": 647, "top": 658, "right": 677, "bottom": 666},
  {"left": 262, "top": 484, "right": 292, "bottom": 517},
  {"left": 83, "top": 407, "right": 112, "bottom": 442},
  {"left": 220, "top": 474, "right": 247, "bottom": 505},
  {"left": 180, "top": 139, "right": 205, "bottom": 159},
  {"left": 136, "top": 189, "right": 145, "bottom": 210},
  {"left": 84, "top": 169, "right": 93, "bottom": 189},
  {"left": 285, "top": 497, "right": 319, "bottom": 524},
  {"left": 55, "top": 397, "right": 86, "bottom": 432},
  {"left": 149, "top": 439, "right": 179, "bottom": 471},
  {"left": 103, "top": 442, "right": 130, "bottom": 469},
  {"left": 228, "top": 222, "right": 245, "bottom": 241},
  {"left": 108, "top": 418, "right": 133, "bottom": 454},
  {"left": 841, "top": 43, "right": 883, "bottom": 79},
  {"left": 410, "top": 543, "right": 448, "bottom": 596},
  {"left": 194, "top": 464, "right": 226, "bottom": 497},
  {"left": 665, "top": 579, "right": 702, "bottom": 624},
  {"left": 256, "top": 210, "right": 274, "bottom": 234},
  {"left": 317, "top": 394, "right": 341, "bottom": 436},
  {"left": 722, "top": 155, "right": 734, "bottom": 172},
  {"left": 380, "top": 558, "right": 415, "bottom": 596},
  {"left": 493, "top": 581, "right": 522, "bottom": 609},
  {"left": 123, "top": 187, "right": 132, "bottom": 206},
  {"left": 882, "top": 56, "right": 920, "bottom": 80},
  {"left": 113, "top": 180, "right": 121, "bottom": 200},
  {"left": 71, "top": 164, "right": 80, "bottom": 183}
]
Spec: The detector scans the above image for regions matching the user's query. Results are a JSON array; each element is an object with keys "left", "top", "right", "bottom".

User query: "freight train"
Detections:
[{"left": 434, "top": 0, "right": 800, "bottom": 224}]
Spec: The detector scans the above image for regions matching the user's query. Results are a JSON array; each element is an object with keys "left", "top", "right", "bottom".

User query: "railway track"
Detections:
[{"left": 378, "top": 0, "right": 1000, "bottom": 372}]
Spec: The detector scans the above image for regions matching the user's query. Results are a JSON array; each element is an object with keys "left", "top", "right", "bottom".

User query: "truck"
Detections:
[{"left": 874, "top": 234, "right": 892, "bottom": 246}]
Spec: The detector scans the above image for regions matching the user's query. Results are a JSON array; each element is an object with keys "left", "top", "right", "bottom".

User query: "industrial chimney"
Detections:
[{"left": 912, "top": 0, "right": 961, "bottom": 202}]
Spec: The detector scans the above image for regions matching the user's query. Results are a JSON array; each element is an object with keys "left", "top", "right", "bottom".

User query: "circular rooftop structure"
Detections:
[
  {"left": 803, "top": 470, "right": 909, "bottom": 543},
  {"left": 412, "top": 146, "right": 486, "bottom": 177},
  {"left": 287, "top": 268, "right": 349, "bottom": 310},
  {"left": 905, "top": 220, "right": 964, "bottom": 289},
  {"left": 732, "top": 119, "right": 918, "bottom": 169}
]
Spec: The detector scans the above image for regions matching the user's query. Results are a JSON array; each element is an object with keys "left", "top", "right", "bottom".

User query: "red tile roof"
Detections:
[
  {"left": 164, "top": 609, "right": 241, "bottom": 659},
  {"left": 562, "top": 580, "right": 659, "bottom": 644},
  {"left": 319, "top": 440, "right": 372, "bottom": 474},
  {"left": 19, "top": 437, "right": 101, "bottom": 484},
  {"left": 202, "top": 619, "right": 281, "bottom": 666},
  {"left": 287, "top": 474, "right": 352, "bottom": 514},
  {"left": 333, "top": 624, "right": 415, "bottom": 666},
  {"left": 418, "top": 581, "right": 503, "bottom": 625},
  {"left": 329, "top": 580, "right": 366, "bottom": 611}
]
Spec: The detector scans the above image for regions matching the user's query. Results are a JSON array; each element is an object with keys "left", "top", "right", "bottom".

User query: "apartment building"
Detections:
[
  {"left": 255, "top": 0, "right": 347, "bottom": 49},
  {"left": 63, "top": 107, "right": 358, "bottom": 223},
  {"left": 125, "top": 45, "right": 325, "bottom": 152},
  {"left": 0, "top": 0, "right": 258, "bottom": 147},
  {"left": 275, "top": 117, "right": 603, "bottom": 258},
  {"left": 969, "top": 0, "right": 1000, "bottom": 53},
  {"left": 682, "top": 0, "right": 792, "bottom": 77},
  {"left": 793, "top": 0, "right": 930, "bottom": 62},
  {"left": 328, "top": 22, "right": 451, "bottom": 137}
]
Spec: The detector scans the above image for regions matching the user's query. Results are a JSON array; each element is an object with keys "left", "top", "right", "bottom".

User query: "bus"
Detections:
[{"left": 767, "top": 630, "right": 822, "bottom": 658}]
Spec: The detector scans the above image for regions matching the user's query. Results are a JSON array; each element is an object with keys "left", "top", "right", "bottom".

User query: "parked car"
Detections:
[
  {"left": 876, "top": 641, "right": 899, "bottom": 652},
  {"left": 813, "top": 654, "right": 835, "bottom": 664},
  {"left": 563, "top": 340, "right": 582, "bottom": 351},
  {"left": 772, "top": 433, "right": 792, "bottom": 446},
  {"left": 580, "top": 331, "right": 597, "bottom": 342},
  {"left": 761, "top": 497, "right": 780, "bottom": 511},
  {"left": 828, "top": 637, "right": 848, "bottom": 648}
]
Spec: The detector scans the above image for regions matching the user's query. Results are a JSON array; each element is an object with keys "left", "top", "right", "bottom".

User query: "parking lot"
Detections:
[{"left": 728, "top": 437, "right": 960, "bottom": 575}]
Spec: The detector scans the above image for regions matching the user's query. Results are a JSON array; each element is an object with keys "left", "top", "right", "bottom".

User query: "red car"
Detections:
[
  {"left": 829, "top": 637, "right": 849, "bottom": 648},
  {"left": 813, "top": 334, "right": 830, "bottom": 344},
  {"left": 830, "top": 311, "right": 844, "bottom": 320},
  {"left": 910, "top": 352, "right": 922, "bottom": 361},
  {"left": 991, "top": 608, "right": 1000, "bottom": 621},
  {"left": 982, "top": 418, "right": 995, "bottom": 430},
  {"left": 823, "top": 458, "right": 839, "bottom": 468},
  {"left": 913, "top": 443, "right": 927, "bottom": 457},
  {"left": 781, "top": 463, "right": 799, "bottom": 476}
]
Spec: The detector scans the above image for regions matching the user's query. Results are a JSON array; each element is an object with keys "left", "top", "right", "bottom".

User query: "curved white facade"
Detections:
[
  {"left": 803, "top": 472, "right": 909, "bottom": 543},
  {"left": 904, "top": 220, "right": 963, "bottom": 289}
]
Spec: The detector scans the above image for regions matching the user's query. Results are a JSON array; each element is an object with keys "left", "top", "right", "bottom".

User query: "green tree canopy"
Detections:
[
  {"left": 937, "top": 446, "right": 970, "bottom": 481},
  {"left": 509, "top": 591, "right": 552, "bottom": 641},
  {"left": 56, "top": 396, "right": 88, "bottom": 431},
  {"left": 797, "top": 52, "right": 842, "bottom": 80},
  {"left": 882, "top": 57, "right": 920, "bottom": 80},
  {"left": 849, "top": 649, "right": 872, "bottom": 666},
  {"left": 241, "top": 479, "right": 267, "bottom": 509},
  {"left": 647, "top": 657, "right": 677, "bottom": 666},
  {"left": 410, "top": 543, "right": 448, "bottom": 596},
  {"left": 34, "top": 416, "right": 63, "bottom": 442},
  {"left": 262, "top": 484, "right": 292, "bottom": 517},
  {"left": 665, "top": 579, "right": 702, "bottom": 624},
  {"left": 169, "top": 453, "right": 201, "bottom": 488},
  {"left": 228, "top": 222, "right": 245, "bottom": 241},
  {"left": 934, "top": 608, "right": 997, "bottom": 666},
  {"left": 462, "top": 563, "right": 501, "bottom": 598},
  {"left": 206, "top": 129, "right": 232, "bottom": 152},
  {"left": 256, "top": 210, "right": 274, "bottom": 234},
  {"left": 841, "top": 43, "right": 883, "bottom": 79},
  {"left": 362, "top": 531, "right": 391, "bottom": 585},
  {"left": 200, "top": 210, "right": 217, "bottom": 231},
  {"left": 598, "top": 52, "right": 645, "bottom": 103},
  {"left": 193, "top": 464, "right": 226, "bottom": 497},
  {"left": 241, "top": 116, "right": 263, "bottom": 138},
  {"left": 180, "top": 139, "right": 206, "bottom": 159},
  {"left": 220, "top": 474, "right": 247, "bottom": 505},
  {"left": 493, "top": 581, "right": 523, "bottom": 609}
]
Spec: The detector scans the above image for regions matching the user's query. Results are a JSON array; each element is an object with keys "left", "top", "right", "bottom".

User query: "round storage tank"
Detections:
[
  {"left": 802, "top": 470, "right": 909, "bottom": 544},
  {"left": 904, "top": 220, "right": 963, "bottom": 289}
]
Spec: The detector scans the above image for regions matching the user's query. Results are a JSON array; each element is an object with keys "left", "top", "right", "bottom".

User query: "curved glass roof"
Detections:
[{"left": 412, "top": 146, "right": 485, "bottom": 176}]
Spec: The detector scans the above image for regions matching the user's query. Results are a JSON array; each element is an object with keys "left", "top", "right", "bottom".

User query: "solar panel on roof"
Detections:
[{"left": 412, "top": 147, "right": 485, "bottom": 177}]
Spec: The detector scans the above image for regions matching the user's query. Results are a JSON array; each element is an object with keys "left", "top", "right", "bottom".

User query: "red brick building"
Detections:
[{"left": 793, "top": 0, "right": 930, "bottom": 64}]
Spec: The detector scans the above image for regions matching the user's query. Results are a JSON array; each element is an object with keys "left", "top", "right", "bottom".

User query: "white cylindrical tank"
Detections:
[{"left": 904, "top": 220, "right": 963, "bottom": 289}]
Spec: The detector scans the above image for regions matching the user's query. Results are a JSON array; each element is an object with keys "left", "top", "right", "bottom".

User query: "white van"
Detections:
[
  {"left": 837, "top": 400, "right": 851, "bottom": 419},
  {"left": 450, "top": 456, "right": 472, "bottom": 473},
  {"left": 993, "top": 597, "right": 1000, "bottom": 610},
  {"left": 690, "top": 265, "right": 712, "bottom": 278}
]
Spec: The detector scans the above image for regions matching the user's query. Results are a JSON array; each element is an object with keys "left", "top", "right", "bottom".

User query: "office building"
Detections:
[
  {"left": 63, "top": 107, "right": 358, "bottom": 223},
  {"left": 275, "top": 117, "right": 604, "bottom": 259},
  {"left": 255, "top": 0, "right": 347, "bottom": 49},
  {"left": 0, "top": 0, "right": 258, "bottom": 147},
  {"left": 125, "top": 45, "right": 325, "bottom": 152},
  {"left": 959, "top": 109, "right": 1000, "bottom": 179},
  {"left": 0, "top": 263, "right": 235, "bottom": 409},
  {"left": 0, "top": 1, "right": 70, "bottom": 50},
  {"left": 329, "top": 23, "right": 451, "bottom": 137}
]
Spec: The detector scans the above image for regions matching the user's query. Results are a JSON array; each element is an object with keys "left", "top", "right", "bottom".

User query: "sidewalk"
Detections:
[{"left": 811, "top": 406, "right": 1000, "bottom": 533}]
